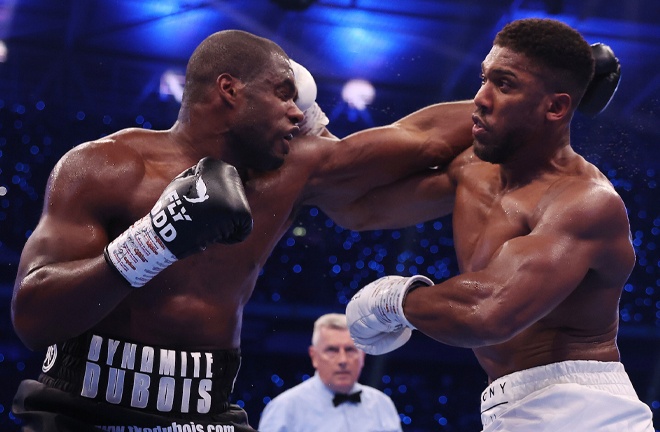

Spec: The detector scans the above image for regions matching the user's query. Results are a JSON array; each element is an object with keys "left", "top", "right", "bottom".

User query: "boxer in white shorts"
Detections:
[{"left": 343, "top": 18, "right": 655, "bottom": 432}]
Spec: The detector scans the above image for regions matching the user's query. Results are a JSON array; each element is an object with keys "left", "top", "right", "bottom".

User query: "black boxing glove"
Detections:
[
  {"left": 578, "top": 43, "right": 621, "bottom": 117},
  {"left": 104, "top": 157, "right": 253, "bottom": 287}
]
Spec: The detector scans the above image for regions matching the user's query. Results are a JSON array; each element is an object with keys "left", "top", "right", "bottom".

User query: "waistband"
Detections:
[
  {"left": 39, "top": 332, "right": 242, "bottom": 418},
  {"left": 480, "top": 360, "right": 638, "bottom": 417}
]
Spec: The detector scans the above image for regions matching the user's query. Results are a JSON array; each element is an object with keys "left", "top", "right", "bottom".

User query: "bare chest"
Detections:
[{"left": 452, "top": 179, "right": 544, "bottom": 273}]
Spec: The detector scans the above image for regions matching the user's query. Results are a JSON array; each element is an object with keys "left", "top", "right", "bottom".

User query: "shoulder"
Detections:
[
  {"left": 540, "top": 169, "right": 629, "bottom": 238},
  {"left": 45, "top": 128, "right": 157, "bottom": 214},
  {"left": 449, "top": 147, "right": 492, "bottom": 183},
  {"left": 50, "top": 128, "right": 174, "bottom": 193},
  {"left": 533, "top": 164, "right": 634, "bottom": 273},
  {"left": 288, "top": 134, "right": 339, "bottom": 167},
  {"left": 53, "top": 128, "right": 147, "bottom": 184}
]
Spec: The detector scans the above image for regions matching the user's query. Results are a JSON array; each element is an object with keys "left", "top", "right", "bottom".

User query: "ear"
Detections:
[
  {"left": 217, "top": 73, "right": 241, "bottom": 105},
  {"left": 309, "top": 345, "right": 318, "bottom": 368},
  {"left": 546, "top": 93, "right": 572, "bottom": 121}
]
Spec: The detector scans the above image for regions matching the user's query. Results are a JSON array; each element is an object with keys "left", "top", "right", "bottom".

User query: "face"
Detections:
[
  {"left": 231, "top": 54, "right": 304, "bottom": 171},
  {"left": 309, "top": 327, "right": 366, "bottom": 394},
  {"left": 472, "top": 45, "right": 551, "bottom": 164}
]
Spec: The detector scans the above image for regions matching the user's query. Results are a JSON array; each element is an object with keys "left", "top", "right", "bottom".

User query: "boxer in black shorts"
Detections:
[{"left": 11, "top": 29, "right": 475, "bottom": 430}]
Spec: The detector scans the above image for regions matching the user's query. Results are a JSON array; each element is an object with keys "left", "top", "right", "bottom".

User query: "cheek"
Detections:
[{"left": 351, "top": 359, "right": 364, "bottom": 372}]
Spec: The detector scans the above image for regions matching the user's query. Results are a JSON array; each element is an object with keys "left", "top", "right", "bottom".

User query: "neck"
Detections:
[
  {"left": 498, "top": 128, "right": 573, "bottom": 189},
  {"left": 167, "top": 121, "right": 213, "bottom": 162},
  {"left": 170, "top": 103, "right": 233, "bottom": 164}
]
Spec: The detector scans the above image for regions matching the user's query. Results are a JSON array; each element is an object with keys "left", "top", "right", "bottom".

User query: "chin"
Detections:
[
  {"left": 252, "top": 156, "right": 285, "bottom": 172},
  {"left": 474, "top": 143, "right": 493, "bottom": 162},
  {"left": 266, "top": 157, "right": 285, "bottom": 171},
  {"left": 474, "top": 143, "right": 507, "bottom": 164}
]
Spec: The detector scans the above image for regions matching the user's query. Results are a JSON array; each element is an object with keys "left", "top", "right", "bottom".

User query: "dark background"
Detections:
[{"left": 0, "top": 0, "right": 659, "bottom": 430}]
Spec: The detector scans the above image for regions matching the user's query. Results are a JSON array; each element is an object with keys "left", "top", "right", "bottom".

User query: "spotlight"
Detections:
[
  {"left": 160, "top": 70, "right": 184, "bottom": 103},
  {"left": 341, "top": 79, "right": 375, "bottom": 111},
  {"left": 0, "top": 40, "right": 7, "bottom": 63}
]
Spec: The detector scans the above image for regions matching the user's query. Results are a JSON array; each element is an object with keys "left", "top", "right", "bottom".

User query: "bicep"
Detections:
[
  {"left": 474, "top": 195, "right": 624, "bottom": 334},
  {"left": 480, "top": 230, "right": 593, "bottom": 327},
  {"left": 15, "top": 147, "right": 135, "bottom": 279},
  {"left": 17, "top": 213, "right": 109, "bottom": 278}
]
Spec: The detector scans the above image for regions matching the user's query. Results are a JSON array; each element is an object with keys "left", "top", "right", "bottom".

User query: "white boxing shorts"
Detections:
[{"left": 480, "top": 360, "right": 654, "bottom": 431}]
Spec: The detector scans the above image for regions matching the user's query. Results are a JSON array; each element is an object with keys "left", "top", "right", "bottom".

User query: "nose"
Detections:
[
  {"left": 473, "top": 83, "right": 490, "bottom": 113},
  {"left": 290, "top": 101, "right": 304, "bottom": 125},
  {"left": 336, "top": 348, "right": 349, "bottom": 365}
]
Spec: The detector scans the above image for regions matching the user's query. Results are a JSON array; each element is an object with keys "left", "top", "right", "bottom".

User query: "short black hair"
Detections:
[
  {"left": 494, "top": 18, "right": 594, "bottom": 105},
  {"left": 182, "top": 29, "right": 288, "bottom": 104}
]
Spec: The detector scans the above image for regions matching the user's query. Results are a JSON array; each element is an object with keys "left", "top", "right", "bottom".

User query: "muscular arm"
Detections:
[
  {"left": 11, "top": 143, "right": 139, "bottom": 350},
  {"left": 304, "top": 100, "right": 474, "bottom": 228},
  {"left": 404, "top": 183, "right": 634, "bottom": 348},
  {"left": 328, "top": 165, "right": 457, "bottom": 231}
]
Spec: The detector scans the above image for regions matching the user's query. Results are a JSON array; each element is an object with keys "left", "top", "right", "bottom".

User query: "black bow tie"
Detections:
[{"left": 333, "top": 391, "right": 362, "bottom": 407}]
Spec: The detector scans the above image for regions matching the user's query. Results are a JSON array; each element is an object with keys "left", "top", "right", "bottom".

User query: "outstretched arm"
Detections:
[
  {"left": 305, "top": 100, "right": 474, "bottom": 228},
  {"left": 327, "top": 163, "right": 459, "bottom": 231}
]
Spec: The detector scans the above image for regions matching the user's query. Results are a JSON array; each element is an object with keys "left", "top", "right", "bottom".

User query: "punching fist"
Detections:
[
  {"left": 151, "top": 158, "right": 253, "bottom": 255},
  {"left": 578, "top": 43, "right": 621, "bottom": 117},
  {"left": 290, "top": 59, "right": 329, "bottom": 136},
  {"left": 104, "top": 158, "right": 253, "bottom": 287},
  {"left": 346, "top": 275, "right": 433, "bottom": 355}
]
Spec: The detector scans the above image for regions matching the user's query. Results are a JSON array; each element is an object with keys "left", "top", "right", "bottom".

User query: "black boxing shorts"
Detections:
[{"left": 12, "top": 332, "right": 257, "bottom": 431}]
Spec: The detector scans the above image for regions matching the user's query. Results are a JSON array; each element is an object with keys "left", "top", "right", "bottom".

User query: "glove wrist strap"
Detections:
[
  {"left": 378, "top": 275, "right": 433, "bottom": 330},
  {"left": 104, "top": 215, "right": 178, "bottom": 288},
  {"left": 299, "top": 102, "right": 329, "bottom": 136}
]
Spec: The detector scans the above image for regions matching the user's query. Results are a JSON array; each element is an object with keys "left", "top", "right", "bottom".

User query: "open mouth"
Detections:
[
  {"left": 286, "top": 126, "right": 300, "bottom": 141},
  {"left": 472, "top": 114, "right": 486, "bottom": 129},
  {"left": 472, "top": 114, "right": 488, "bottom": 137}
]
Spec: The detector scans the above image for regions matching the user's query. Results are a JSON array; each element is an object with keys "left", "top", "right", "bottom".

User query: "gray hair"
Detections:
[{"left": 311, "top": 313, "right": 348, "bottom": 346}]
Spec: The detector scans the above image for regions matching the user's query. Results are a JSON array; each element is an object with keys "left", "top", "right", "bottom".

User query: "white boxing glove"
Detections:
[
  {"left": 346, "top": 275, "right": 433, "bottom": 355},
  {"left": 289, "top": 59, "right": 329, "bottom": 136}
]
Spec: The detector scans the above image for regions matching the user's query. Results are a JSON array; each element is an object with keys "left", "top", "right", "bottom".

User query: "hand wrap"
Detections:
[{"left": 290, "top": 59, "right": 330, "bottom": 136}]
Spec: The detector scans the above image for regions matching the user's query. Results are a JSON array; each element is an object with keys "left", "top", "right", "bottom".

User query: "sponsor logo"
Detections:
[
  {"left": 97, "top": 424, "right": 234, "bottom": 432},
  {"left": 42, "top": 344, "right": 57, "bottom": 373},
  {"left": 183, "top": 178, "right": 210, "bottom": 204},
  {"left": 481, "top": 381, "right": 506, "bottom": 402},
  {"left": 81, "top": 335, "right": 215, "bottom": 415},
  {"left": 151, "top": 191, "right": 193, "bottom": 243}
]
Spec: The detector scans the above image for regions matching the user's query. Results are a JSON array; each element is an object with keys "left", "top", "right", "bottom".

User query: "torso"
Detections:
[
  {"left": 90, "top": 129, "right": 321, "bottom": 349},
  {"left": 450, "top": 149, "right": 627, "bottom": 380}
]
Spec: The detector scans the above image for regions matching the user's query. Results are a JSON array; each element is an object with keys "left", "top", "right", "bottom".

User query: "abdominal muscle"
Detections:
[
  {"left": 93, "top": 242, "right": 268, "bottom": 351},
  {"left": 473, "top": 321, "right": 621, "bottom": 382}
]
